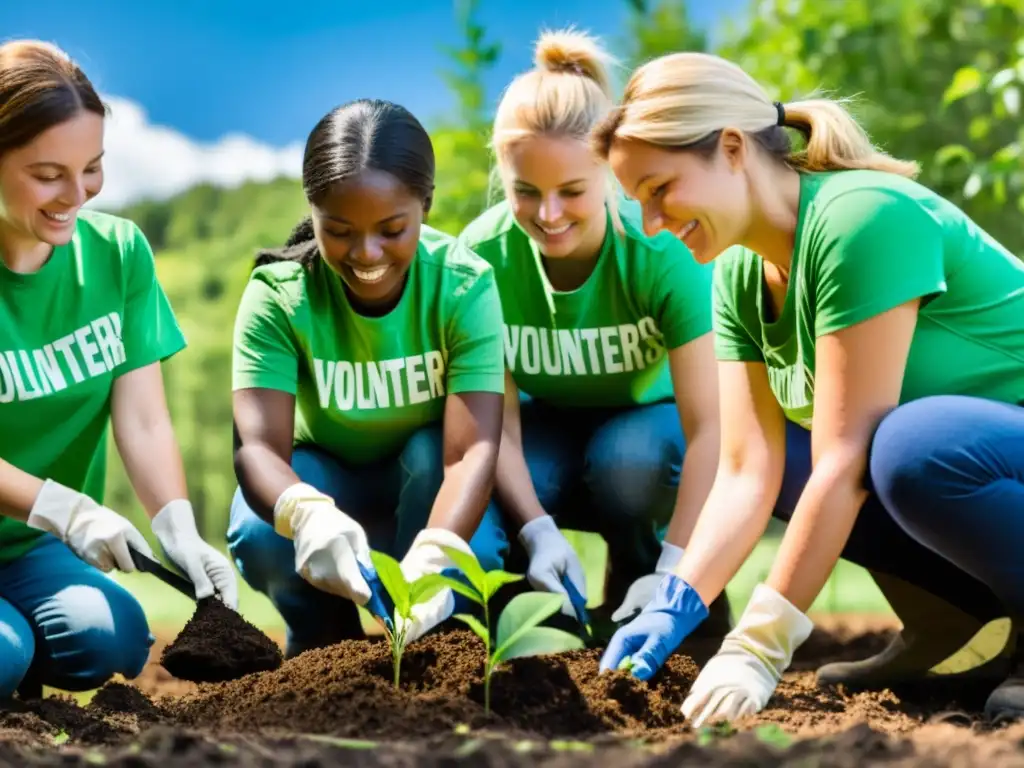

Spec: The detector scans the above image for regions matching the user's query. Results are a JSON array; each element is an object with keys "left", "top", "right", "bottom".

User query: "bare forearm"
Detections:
[
  {"left": 115, "top": 418, "right": 189, "bottom": 519},
  {"left": 427, "top": 443, "right": 497, "bottom": 540},
  {"left": 0, "top": 460, "right": 44, "bottom": 521},
  {"left": 676, "top": 470, "right": 779, "bottom": 607},
  {"left": 767, "top": 453, "right": 868, "bottom": 612},
  {"left": 663, "top": 427, "right": 719, "bottom": 548},
  {"left": 234, "top": 444, "right": 302, "bottom": 524}
]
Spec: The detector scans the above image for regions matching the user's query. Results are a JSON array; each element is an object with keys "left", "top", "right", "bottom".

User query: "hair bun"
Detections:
[{"left": 533, "top": 28, "right": 614, "bottom": 98}]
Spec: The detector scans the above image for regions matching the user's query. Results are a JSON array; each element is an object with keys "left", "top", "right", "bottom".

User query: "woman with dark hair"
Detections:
[
  {"left": 228, "top": 98, "right": 508, "bottom": 658},
  {"left": 0, "top": 40, "right": 237, "bottom": 698}
]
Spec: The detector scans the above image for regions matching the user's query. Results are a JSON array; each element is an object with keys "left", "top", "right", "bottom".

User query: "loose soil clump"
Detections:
[{"left": 159, "top": 597, "right": 283, "bottom": 683}]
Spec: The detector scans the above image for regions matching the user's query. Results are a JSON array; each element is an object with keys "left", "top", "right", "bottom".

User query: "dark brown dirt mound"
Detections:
[
  {"left": 6, "top": 722, "right": 1024, "bottom": 767},
  {"left": 165, "top": 629, "right": 700, "bottom": 739},
  {"left": 160, "top": 597, "right": 283, "bottom": 683}
]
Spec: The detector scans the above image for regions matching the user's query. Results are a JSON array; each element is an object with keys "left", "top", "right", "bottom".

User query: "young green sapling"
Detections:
[
  {"left": 368, "top": 550, "right": 447, "bottom": 689},
  {"left": 433, "top": 546, "right": 585, "bottom": 714}
]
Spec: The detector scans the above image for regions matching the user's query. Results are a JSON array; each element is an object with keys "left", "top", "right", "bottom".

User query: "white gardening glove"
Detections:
[
  {"left": 681, "top": 583, "right": 814, "bottom": 726},
  {"left": 27, "top": 479, "right": 155, "bottom": 573},
  {"left": 151, "top": 500, "right": 240, "bottom": 610},
  {"left": 274, "top": 482, "right": 372, "bottom": 605},
  {"left": 519, "top": 516, "right": 587, "bottom": 618},
  {"left": 611, "top": 542, "right": 685, "bottom": 622},
  {"left": 398, "top": 528, "right": 474, "bottom": 643}
]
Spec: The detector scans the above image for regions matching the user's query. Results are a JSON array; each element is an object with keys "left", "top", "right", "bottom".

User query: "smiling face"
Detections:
[
  {"left": 503, "top": 134, "right": 608, "bottom": 260},
  {"left": 0, "top": 110, "right": 105, "bottom": 252},
  {"left": 311, "top": 167, "right": 425, "bottom": 311},
  {"left": 606, "top": 132, "right": 753, "bottom": 264}
]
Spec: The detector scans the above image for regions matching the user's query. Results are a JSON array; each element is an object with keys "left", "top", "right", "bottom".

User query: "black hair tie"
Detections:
[{"left": 774, "top": 101, "right": 786, "bottom": 126}]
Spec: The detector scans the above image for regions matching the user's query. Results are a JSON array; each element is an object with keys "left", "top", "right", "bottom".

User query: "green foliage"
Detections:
[
  {"left": 717, "top": 0, "right": 1024, "bottom": 256},
  {"left": 429, "top": 0, "right": 502, "bottom": 236},
  {"left": 619, "top": 0, "right": 708, "bottom": 74},
  {"left": 369, "top": 550, "right": 448, "bottom": 689},
  {"left": 435, "top": 547, "right": 582, "bottom": 714}
]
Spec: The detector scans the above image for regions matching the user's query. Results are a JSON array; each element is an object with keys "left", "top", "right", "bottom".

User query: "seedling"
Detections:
[
  {"left": 432, "top": 546, "right": 585, "bottom": 714},
  {"left": 368, "top": 550, "right": 448, "bottom": 689}
]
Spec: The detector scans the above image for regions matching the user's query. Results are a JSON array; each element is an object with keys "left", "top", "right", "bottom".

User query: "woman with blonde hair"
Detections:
[
  {"left": 459, "top": 30, "right": 729, "bottom": 636},
  {"left": 595, "top": 51, "right": 1024, "bottom": 724}
]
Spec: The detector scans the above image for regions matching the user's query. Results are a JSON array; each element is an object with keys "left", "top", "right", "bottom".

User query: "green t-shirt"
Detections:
[
  {"left": 0, "top": 210, "right": 186, "bottom": 563},
  {"left": 232, "top": 225, "right": 506, "bottom": 465},
  {"left": 459, "top": 198, "right": 714, "bottom": 407},
  {"left": 714, "top": 169, "right": 1024, "bottom": 428}
]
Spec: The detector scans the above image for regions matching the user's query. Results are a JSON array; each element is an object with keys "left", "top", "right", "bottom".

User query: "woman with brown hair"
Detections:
[{"left": 0, "top": 40, "right": 236, "bottom": 698}]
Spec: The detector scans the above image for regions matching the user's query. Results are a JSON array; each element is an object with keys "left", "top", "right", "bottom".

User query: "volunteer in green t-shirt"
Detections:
[
  {"left": 594, "top": 51, "right": 1024, "bottom": 724},
  {"left": 229, "top": 98, "right": 507, "bottom": 658},
  {"left": 0, "top": 40, "right": 237, "bottom": 699},
  {"left": 459, "top": 29, "right": 728, "bottom": 636}
]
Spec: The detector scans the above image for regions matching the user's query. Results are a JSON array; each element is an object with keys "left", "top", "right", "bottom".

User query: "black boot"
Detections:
[
  {"left": 984, "top": 626, "right": 1024, "bottom": 723},
  {"left": 816, "top": 571, "right": 1013, "bottom": 691}
]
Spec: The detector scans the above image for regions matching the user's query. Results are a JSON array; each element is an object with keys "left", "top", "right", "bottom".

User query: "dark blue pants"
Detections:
[
  {"left": 510, "top": 397, "right": 685, "bottom": 603},
  {"left": 227, "top": 425, "right": 509, "bottom": 657},
  {"left": 774, "top": 395, "right": 1024, "bottom": 622},
  {"left": 0, "top": 536, "right": 153, "bottom": 697}
]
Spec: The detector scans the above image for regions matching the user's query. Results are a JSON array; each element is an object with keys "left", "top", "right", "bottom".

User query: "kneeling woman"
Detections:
[
  {"left": 460, "top": 29, "right": 726, "bottom": 632},
  {"left": 596, "top": 51, "right": 1024, "bottom": 724},
  {"left": 0, "top": 41, "right": 237, "bottom": 699},
  {"left": 229, "top": 99, "right": 508, "bottom": 658}
]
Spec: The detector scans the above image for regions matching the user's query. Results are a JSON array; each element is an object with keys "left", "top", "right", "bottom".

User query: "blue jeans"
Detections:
[
  {"left": 227, "top": 424, "right": 509, "bottom": 658},
  {"left": 0, "top": 536, "right": 153, "bottom": 698},
  {"left": 512, "top": 397, "right": 685, "bottom": 604},
  {"left": 774, "top": 395, "right": 1024, "bottom": 621}
]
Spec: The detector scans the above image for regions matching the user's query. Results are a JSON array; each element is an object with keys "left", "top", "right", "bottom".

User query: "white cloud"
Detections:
[{"left": 90, "top": 94, "right": 303, "bottom": 209}]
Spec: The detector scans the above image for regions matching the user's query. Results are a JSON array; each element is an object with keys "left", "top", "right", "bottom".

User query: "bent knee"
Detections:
[
  {"left": 584, "top": 444, "right": 679, "bottom": 520},
  {"left": 869, "top": 395, "right": 1015, "bottom": 505},
  {"left": 39, "top": 585, "right": 153, "bottom": 691},
  {"left": 0, "top": 619, "right": 34, "bottom": 698},
  {"left": 399, "top": 427, "right": 443, "bottom": 485}
]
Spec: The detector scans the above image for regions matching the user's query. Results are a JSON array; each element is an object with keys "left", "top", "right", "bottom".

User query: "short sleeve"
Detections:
[
  {"left": 712, "top": 253, "right": 764, "bottom": 363},
  {"left": 117, "top": 223, "right": 187, "bottom": 376},
  {"left": 646, "top": 237, "right": 715, "bottom": 350},
  {"left": 444, "top": 267, "right": 506, "bottom": 395},
  {"left": 811, "top": 189, "right": 946, "bottom": 337},
  {"left": 232, "top": 277, "right": 300, "bottom": 393}
]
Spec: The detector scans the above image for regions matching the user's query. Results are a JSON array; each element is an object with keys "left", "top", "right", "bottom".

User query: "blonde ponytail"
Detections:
[
  {"left": 592, "top": 52, "right": 919, "bottom": 179},
  {"left": 490, "top": 27, "right": 625, "bottom": 230}
]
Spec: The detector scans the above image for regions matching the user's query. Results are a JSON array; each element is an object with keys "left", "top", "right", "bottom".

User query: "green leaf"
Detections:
[
  {"left": 754, "top": 724, "right": 793, "bottom": 749},
  {"left": 483, "top": 570, "right": 524, "bottom": 601},
  {"left": 432, "top": 574, "right": 484, "bottom": 605},
  {"left": 494, "top": 626, "right": 583, "bottom": 666},
  {"left": 943, "top": 66, "right": 983, "bottom": 105},
  {"left": 369, "top": 550, "right": 409, "bottom": 618},
  {"left": 408, "top": 573, "right": 448, "bottom": 605},
  {"left": 493, "top": 591, "right": 564, "bottom": 662},
  {"left": 440, "top": 546, "right": 488, "bottom": 595},
  {"left": 453, "top": 613, "right": 490, "bottom": 644}
]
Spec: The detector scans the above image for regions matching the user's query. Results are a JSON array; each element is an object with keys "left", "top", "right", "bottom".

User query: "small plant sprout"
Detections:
[
  {"left": 368, "top": 550, "right": 447, "bottom": 689},
  {"left": 434, "top": 546, "right": 585, "bottom": 715}
]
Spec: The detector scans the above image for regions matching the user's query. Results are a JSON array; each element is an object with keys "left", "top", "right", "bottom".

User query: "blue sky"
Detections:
[{"left": 1, "top": 0, "right": 739, "bottom": 205}]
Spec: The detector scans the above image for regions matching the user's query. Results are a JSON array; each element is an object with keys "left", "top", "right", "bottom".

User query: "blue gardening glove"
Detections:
[{"left": 599, "top": 573, "right": 709, "bottom": 680}]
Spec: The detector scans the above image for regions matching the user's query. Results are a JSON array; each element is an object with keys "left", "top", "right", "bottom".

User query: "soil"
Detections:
[
  {"left": 1, "top": 615, "right": 1023, "bottom": 766},
  {"left": 159, "top": 597, "right": 283, "bottom": 683}
]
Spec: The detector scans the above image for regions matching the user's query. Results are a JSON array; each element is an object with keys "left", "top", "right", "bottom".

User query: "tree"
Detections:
[
  {"left": 428, "top": 0, "right": 502, "bottom": 236},
  {"left": 717, "top": 0, "right": 1023, "bottom": 255},
  {"left": 619, "top": 0, "right": 708, "bottom": 75}
]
